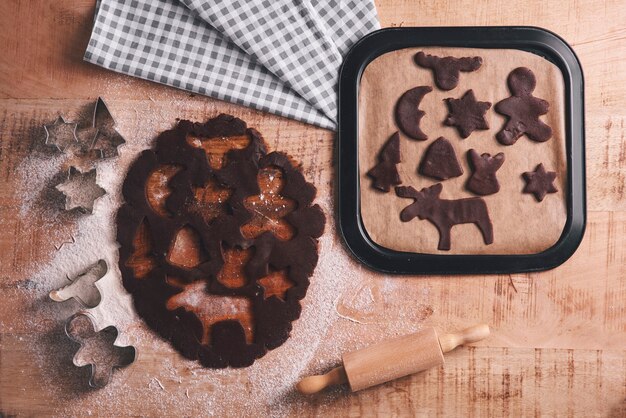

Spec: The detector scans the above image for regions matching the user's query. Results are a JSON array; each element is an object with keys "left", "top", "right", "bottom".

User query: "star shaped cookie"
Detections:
[
  {"left": 444, "top": 90, "right": 491, "bottom": 139},
  {"left": 522, "top": 163, "right": 558, "bottom": 202}
]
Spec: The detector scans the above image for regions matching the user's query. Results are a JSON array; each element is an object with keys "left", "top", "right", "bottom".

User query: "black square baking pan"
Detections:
[{"left": 337, "top": 26, "right": 585, "bottom": 274}]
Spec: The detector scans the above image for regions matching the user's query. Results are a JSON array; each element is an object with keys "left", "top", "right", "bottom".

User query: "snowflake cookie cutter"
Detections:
[
  {"left": 65, "top": 312, "right": 136, "bottom": 388},
  {"left": 49, "top": 259, "right": 106, "bottom": 308}
]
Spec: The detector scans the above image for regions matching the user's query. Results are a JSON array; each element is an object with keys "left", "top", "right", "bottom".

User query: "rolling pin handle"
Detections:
[
  {"left": 296, "top": 366, "right": 348, "bottom": 395},
  {"left": 438, "top": 324, "right": 490, "bottom": 354}
]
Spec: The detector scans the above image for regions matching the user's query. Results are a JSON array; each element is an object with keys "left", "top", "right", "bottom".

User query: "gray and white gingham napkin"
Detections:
[{"left": 84, "top": 0, "right": 380, "bottom": 130}]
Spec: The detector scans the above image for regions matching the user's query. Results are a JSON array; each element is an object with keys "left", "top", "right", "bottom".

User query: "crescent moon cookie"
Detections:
[{"left": 395, "top": 86, "right": 433, "bottom": 140}]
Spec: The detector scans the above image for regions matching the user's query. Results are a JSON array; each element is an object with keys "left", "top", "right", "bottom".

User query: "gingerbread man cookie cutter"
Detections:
[{"left": 65, "top": 312, "right": 136, "bottom": 388}]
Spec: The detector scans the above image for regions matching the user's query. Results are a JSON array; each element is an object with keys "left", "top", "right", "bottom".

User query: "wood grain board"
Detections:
[{"left": 1, "top": 0, "right": 625, "bottom": 416}]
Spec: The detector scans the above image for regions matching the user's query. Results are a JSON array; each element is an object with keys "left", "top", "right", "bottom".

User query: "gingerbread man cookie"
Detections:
[{"left": 495, "top": 67, "right": 552, "bottom": 145}]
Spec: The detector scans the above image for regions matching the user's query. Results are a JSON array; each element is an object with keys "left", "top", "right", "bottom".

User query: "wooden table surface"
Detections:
[{"left": 1, "top": 0, "right": 625, "bottom": 416}]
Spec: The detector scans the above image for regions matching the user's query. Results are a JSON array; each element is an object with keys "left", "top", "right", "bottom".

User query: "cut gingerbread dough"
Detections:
[
  {"left": 367, "top": 132, "right": 402, "bottom": 192},
  {"left": 522, "top": 163, "right": 558, "bottom": 202},
  {"left": 466, "top": 149, "right": 505, "bottom": 196},
  {"left": 495, "top": 67, "right": 552, "bottom": 145},
  {"left": 444, "top": 90, "right": 491, "bottom": 139},
  {"left": 418, "top": 137, "right": 463, "bottom": 181},
  {"left": 116, "top": 114, "right": 325, "bottom": 368},
  {"left": 395, "top": 86, "right": 433, "bottom": 140},
  {"left": 414, "top": 52, "right": 482, "bottom": 91},
  {"left": 395, "top": 183, "right": 493, "bottom": 251}
]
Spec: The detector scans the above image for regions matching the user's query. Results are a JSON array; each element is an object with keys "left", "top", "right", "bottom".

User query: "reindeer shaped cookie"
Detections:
[
  {"left": 414, "top": 52, "right": 483, "bottom": 91},
  {"left": 395, "top": 183, "right": 493, "bottom": 251}
]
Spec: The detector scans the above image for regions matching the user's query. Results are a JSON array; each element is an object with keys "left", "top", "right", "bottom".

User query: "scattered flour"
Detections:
[
  {"left": 9, "top": 104, "right": 356, "bottom": 416},
  {"left": 10, "top": 101, "right": 429, "bottom": 416}
]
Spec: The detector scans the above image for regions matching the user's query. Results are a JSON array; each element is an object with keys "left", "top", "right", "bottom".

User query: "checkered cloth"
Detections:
[{"left": 84, "top": 0, "right": 380, "bottom": 130}]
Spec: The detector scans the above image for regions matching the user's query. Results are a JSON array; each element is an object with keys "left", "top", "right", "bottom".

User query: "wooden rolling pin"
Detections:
[{"left": 296, "top": 324, "right": 490, "bottom": 394}]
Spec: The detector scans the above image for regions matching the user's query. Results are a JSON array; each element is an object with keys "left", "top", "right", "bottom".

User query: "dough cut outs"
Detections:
[
  {"left": 444, "top": 90, "right": 491, "bottom": 139},
  {"left": 495, "top": 67, "right": 552, "bottom": 145},
  {"left": 116, "top": 114, "right": 325, "bottom": 368},
  {"left": 466, "top": 149, "right": 505, "bottom": 196},
  {"left": 367, "top": 132, "right": 402, "bottom": 192},
  {"left": 241, "top": 166, "right": 297, "bottom": 240},
  {"left": 418, "top": 137, "right": 463, "bottom": 181},
  {"left": 522, "top": 163, "right": 558, "bottom": 202},
  {"left": 395, "top": 183, "right": 493, "bottom": 251},
  {"left": 395, "top": 86, "right": 433, "bottom": 140},
  {"left": 414, "top": 52, "right": 482, "bottom": 91}
]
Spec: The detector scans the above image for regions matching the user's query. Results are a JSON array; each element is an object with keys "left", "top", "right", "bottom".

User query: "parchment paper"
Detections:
[{"left": 358, "top": 47, "right": 567, "bottom": 255}]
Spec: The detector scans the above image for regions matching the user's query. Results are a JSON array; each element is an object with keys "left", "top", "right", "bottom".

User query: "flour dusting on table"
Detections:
[{"left": 11, "top": 103, "right": 349, "bottom": 415}]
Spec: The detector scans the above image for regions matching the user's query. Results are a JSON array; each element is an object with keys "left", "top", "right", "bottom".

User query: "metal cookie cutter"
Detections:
[
  {"left": 42, "top": 97, "right": 126, "bottom": 173},
  {"left": 89, "top": 97, "right": 126, "bottom": 159},
  {"left": 49, "top": 259, "right": 106, "bottom": 308},
  {"left": 65, "top": 313, "right": 136, "bottom": 388},
  {"left": 55, "top": 167, "right": 106, "bottom": 213}
]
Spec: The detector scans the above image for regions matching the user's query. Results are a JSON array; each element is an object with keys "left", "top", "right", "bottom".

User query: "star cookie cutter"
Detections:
[
  {"left": 55, "top": 167, "right": 106, "bottom": 213},
  {"left": 44, "top": 116, "right": 79, "bottom": 152},
  {"left": 65, "top": 312, "right": 136, "bottom": 388},
  {"left": 42, "top": 97, "right": 126, "bottom": 165},
  {"left": 49, "top": 259, "right": 106, "bottom": 309}
]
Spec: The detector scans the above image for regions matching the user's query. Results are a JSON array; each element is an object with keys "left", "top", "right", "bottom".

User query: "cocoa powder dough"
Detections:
[{"left": 359, "top": 47, "right": 567, "bottom": 255}]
